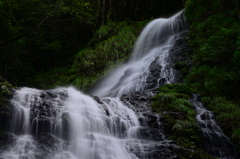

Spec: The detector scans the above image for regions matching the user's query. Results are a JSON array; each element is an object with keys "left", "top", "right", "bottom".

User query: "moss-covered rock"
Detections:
[{"left": 152, "top": 84, "right": 217, "bottom": 158}]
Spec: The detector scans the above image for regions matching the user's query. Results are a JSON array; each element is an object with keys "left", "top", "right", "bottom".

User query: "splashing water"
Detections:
[
  {"left": 92, "top": 10, "right": 187, "bottom": 97},
  {"left": 1, "top": 87, "right": 148, "bottom": 159},
  {"left": 1, "top": 135, "right": 36, "bottom": 159}
]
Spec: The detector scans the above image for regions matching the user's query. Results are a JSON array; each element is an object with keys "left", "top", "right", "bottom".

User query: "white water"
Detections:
[
  {"left": 1, "top": 135, "right": 36, "bottom": 159},
  {"left": 1, "top": 87, "right": 145, "bottom": 159},
  {"left": 92, "top": 10, "right": 187, "bottom": 97},
  {"left": 191, "top": 95, "right": 237, "bottom": 158},
  {"left": 1, "top": 11, "right": 186, "bottom": 159}
]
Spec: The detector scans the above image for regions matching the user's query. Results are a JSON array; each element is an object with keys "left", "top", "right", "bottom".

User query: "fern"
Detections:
[
  {"left": 172, "top": 121, "right": 183, "bottom": 131},
  {"left": 172, "top": 120, "right": 196, "bottom": 132}
]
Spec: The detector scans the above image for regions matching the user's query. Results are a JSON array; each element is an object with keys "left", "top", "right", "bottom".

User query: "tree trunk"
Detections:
[{"left": 101, "top": 0, "right": 106, "bottom": 26}]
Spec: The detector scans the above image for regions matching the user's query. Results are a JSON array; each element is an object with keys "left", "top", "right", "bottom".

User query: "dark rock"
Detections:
[
  {"left": 120, "top": 90, "right": 179, "bottom": 158},
  {"left": 46, "top": 91, "right": 58, "bottom": 98},
  {"left": 168, "top": 31, "right": 191, "bottom": 83},
  {"left": 146, "top": 58, "right": 162, "bottom": 89},
  {"left": 91, "top": 95, "right": 104, "bottom": 104}
]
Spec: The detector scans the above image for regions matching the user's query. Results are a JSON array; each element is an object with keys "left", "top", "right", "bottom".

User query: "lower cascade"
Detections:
[
  {"left": 0, "top": 10, "right": 239, "bottom": 159},
  {"left": 0, "top": 87, "right": 175, "bottom": 159}
]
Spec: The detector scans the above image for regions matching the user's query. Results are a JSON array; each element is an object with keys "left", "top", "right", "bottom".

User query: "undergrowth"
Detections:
[
  {"left": 201, "top": 96, "right": 240, "bottom": 152},
  {"left": 29, "top": 20, "right": 148, "bottom": 90},
  {"left": 152, "top": 83, "right": 216, "bottom": 159}
]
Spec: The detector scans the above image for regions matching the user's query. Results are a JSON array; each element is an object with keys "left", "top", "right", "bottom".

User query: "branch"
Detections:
[{"left": 0, "top": 1, "right": 64, "bottom": 47}]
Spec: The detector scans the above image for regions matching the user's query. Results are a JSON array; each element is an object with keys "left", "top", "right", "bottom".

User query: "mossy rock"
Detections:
[{"left": 152, "top": 83, "right": 216, "bottom": 158}]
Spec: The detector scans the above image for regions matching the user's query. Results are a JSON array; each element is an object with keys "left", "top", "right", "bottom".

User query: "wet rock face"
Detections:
[
  {"left": 34, "top": 133, "right": 69, "bottom": 159},
  {"left": 168, "top": 31, "right": 190, "bottom": 83},
  {"left": 28, "top": 89, "right": 179, "bottom": 159},
  {"left": 144, "top": 30, "right": 190, "bottom": 88},
  {"left": 30, "top": 89, "right": 68, "bottom": 135},
  {"left": 120, "top": 90, "right": 178, "bottom": 159},
  {"left": 146, "top": 58, "right": 162, "bottom": 89},
  {"left": 146, "top": 31, "right": 191, "bottom": 87},
  {"left": 5, "top": 88, "right": 239, "bottom": 159}
]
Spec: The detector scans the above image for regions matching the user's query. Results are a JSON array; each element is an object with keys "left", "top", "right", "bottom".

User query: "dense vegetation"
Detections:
[
  {"left": 185, "top": 0, "right": 240, "bottom": 99},
  {"left": 150, "top": 0, "right": 240, "bottom": 155},
  {"left": 184, "top": 0, "right": 240, "bottom": 152},
  {"left": 152, "top": 84, "right": 217, "bottom": 158}
]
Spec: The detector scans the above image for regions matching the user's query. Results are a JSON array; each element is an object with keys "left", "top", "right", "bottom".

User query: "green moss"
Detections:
[
  {"left": 152, "top": 83, "right": 216, "bottom": 158},
  {"left": 200, "top": 96, "right": 240, "bottom": 153}
]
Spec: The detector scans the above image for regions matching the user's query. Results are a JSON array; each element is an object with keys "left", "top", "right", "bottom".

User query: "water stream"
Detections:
[
  {"left": 91, "top": 10, "right": 187, "bottom": 97},
  {"left": 1, "top": 87, "right": 146, "bottom": 159},
  {"left": 191, "top": 95, "right": 238, "bottom": 159},
  {"left": 0, "top": 10, "right": 238, "bottom": 159}
]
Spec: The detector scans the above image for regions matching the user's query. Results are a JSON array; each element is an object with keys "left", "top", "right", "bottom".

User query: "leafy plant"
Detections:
[
  {"left": 185, "top": 0, "right": 240, "bottom": 100},
  {"left": 152, "top": 83, "right": 215, "bottom": 158}
]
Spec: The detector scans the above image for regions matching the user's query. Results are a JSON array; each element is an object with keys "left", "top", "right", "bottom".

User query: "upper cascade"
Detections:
[
  {"left": 91, "top": 10, "right": 188, "bottom": 97},
  {"left": 131, "top": 10, "right": 187, "bottom": 61}
]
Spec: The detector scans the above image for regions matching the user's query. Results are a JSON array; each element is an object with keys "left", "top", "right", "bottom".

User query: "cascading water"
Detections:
[
  {"left": 91, "top": 10, "right": 187, "bottom": 97},
  {"left": 0, "top": 11, "right": 187, "bottom": 159},
  {"left": 1, "top": 87, "right": 148, "bottom": 159},
  {"left": 1, "top": 10, "right": 238, "bottom": 159},
  {"left": 191, "top": 95, "right": 239, "bottom": 159}
]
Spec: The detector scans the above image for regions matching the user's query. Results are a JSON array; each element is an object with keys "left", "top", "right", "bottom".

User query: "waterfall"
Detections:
[
  {"left": 191, "top": 95, "right": 239, "bottom": 159},
  {"left": 91, "top": 10, "right": 187, "bottom": 97},
  {"left": 2, "top": 10, "right": 237, "bottom": 159},
  {"left": 0, "top": 10, "right": 185, "bottom": 159},
  {"left": 1, "top": 87, "right": 148, "bottom": 159}
]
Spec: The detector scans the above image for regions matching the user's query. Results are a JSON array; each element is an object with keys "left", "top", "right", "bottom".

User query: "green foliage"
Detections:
[
  {"left": 0, "top": 79, "right": 12, "bottom": 116},
  {"left": 72, "top": 22, "right": 136, "bottom": 76},
  {"left": 185, "top": 1, "right": 240, "bottom": 152},
  {"left": 185, "top": 0, "right": 240, "bottom": 99},
  {"left": 0, "top": 0, "right": 99, "bottom": 85},
  {"left": 233, "top": 37, "right": 240, "bottom": 80},
  {"left": 68, "top": 21, "right": 141, "bottom": 90},
  {"left": 152, "top": 83, "right": 215, "bottom": 158},
  {"left": 29, "top": 20, "right": 147, "bottom": 90},
  {"left": 152, "top": 84, "right": 196, "bottom": 134},
  {"left": 174, "top": 61, "right": 189, "bottom": 75},
  {"left": 0, "top": 0, "right": 184, "bottom": 87},
  {"left": 172, "top": 119, "right": 196, "bottom": 132},
  {"left": 159, "top": 83, "right": 192, "bottom": 95},
  {"left": 201, "top": 95, "right": 240, "bottom": 152}
]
